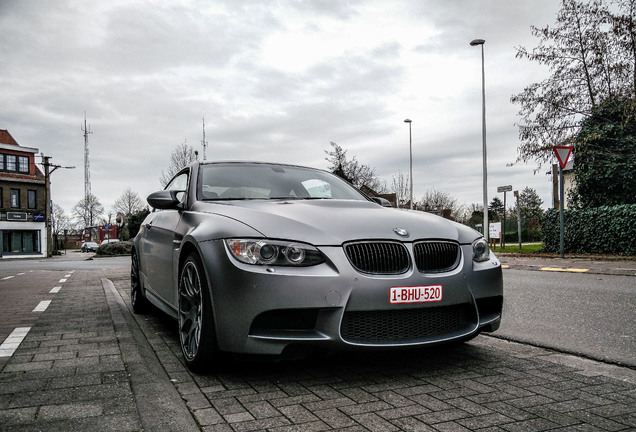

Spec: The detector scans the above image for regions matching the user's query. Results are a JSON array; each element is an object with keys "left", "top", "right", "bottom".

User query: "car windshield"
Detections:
[{"left": 198, "top": 163, "right": 368, "bottom": 201}]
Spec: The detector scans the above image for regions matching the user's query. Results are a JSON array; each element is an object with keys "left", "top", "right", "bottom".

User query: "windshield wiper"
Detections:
[{"left": 269, "top": 196, "right": 333, "bottom": 200}]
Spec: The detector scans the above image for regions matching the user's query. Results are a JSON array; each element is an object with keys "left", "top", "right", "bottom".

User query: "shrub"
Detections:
[
  {"left": 542, "top": 204, "right": 636, "bottom": 255},
  {"left": 96, "top": 241, "right": 133, "bottom": 256}
]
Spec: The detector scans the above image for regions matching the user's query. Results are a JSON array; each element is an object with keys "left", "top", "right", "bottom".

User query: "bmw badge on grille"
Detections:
[{"left": 393, "top": 227, "right": 409, "bottom": 238}]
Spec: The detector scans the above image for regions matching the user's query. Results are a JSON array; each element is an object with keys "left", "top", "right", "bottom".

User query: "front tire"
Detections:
[
  {"left": 178, "top": 253, "right": 219, "bottom": 372},
  {"left": 131, "top": 251, "right": 148, "bottom": 313}
]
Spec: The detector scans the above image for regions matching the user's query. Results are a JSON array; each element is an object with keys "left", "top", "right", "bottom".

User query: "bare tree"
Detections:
[
  {"left": 390, "top": 171, "right": 410, "bottom": 208},
  {"left": 512, "top": 0, "right": 636, "bottom": 167},
  {"left": 160, "top": 141, "right": 199, "bottom": 187},
  {"left": 418, "top": 188, "right": 465, "bottom": 220},
  {"left": 51, "top": 203, "right": 70, "bottom": 236},
  {"left": 73, "top": 194, "right": 104, "bottom": 227},
  {"left": 324, "top": 142, "right": 384, "bottom": 192},
  {"left": 113, "top": 188, "right": 144, "bottom": 217}
]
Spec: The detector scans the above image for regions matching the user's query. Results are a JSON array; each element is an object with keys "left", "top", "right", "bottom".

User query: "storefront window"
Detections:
[{"left": 2, "top": 230, "right": 41, "bottom": 254}]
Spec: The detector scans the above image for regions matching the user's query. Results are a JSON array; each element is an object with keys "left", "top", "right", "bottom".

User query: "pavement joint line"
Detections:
[
  {"left": 0, "top": 326, "right": 31, "bottom": 357},
  {"left": 32, "top": 300, "right": 51, "bottom": 312}
]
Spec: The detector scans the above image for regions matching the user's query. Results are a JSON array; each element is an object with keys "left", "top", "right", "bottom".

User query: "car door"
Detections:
[{"left": 141, "top": 171, "right": 189, "bottom": 307}]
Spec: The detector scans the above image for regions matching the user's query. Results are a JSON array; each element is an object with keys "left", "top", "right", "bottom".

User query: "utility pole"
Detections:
[
  {"left": 41, "top": 155, "right": 75, "bottom": 257},
  {"left": 201, "top": 114, "right": 208, "bottom": 161},
  {"left": 82, "top": 112, "right": 93, "bottom": 226},
  {"left": 42, "top": 156, "right": 52, "bottom": 257}
]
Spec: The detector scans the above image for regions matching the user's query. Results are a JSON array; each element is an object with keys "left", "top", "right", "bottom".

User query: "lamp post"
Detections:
[
  {"left": 470, "top": 38, "right": 488, "bottom": 244},
  {"left": 404, "top": 119, "right": 413, "bottom": 209}
]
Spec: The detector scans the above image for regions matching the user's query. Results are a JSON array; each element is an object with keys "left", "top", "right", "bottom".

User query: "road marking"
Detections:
[
  {"left": 2, "top": 276, "right": 14, "bottom": 280},
  {"left": 0, "top": 327, "right": 31, "bottom": 357},
  {"left": 33, "top": 300, "right": 51, "bottom": 312},
  {"left": 50, "top": 286, "right": 61, "bottom": 293},
  {"left": 58, "top": 278, "right": 67, "bottom": 283},
  {"left": 64, "top": 274, "right": 71, "bottom": 278},
  {"left": 540, "top": 267, "right": 590, "bottom": 273},
  {"left": 501, "top": 265, "right": 510, "bottom": 269}
]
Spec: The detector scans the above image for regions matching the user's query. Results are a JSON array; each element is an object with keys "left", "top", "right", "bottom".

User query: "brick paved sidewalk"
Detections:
[
  {"left": 2, "top": 268, "right": 636, "bottom": 431},
  {"left": 0, "top": 270, "right": 197, "bottom": 431}
]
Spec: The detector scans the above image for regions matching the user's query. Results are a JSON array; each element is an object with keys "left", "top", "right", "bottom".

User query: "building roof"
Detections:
[
  {"left": 0, "top": 129, "right": 20, "bottom": 146},
  {"left": 0, "top": 129, "right": 44, "bottom": 180}
]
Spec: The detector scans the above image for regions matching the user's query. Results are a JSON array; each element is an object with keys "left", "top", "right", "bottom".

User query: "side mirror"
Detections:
[
  {"left": 147, "top": 190, "right": 184, "bottom": 210},
  {"left": 371, "top": 197, "right": 393, "bottom": 207}
]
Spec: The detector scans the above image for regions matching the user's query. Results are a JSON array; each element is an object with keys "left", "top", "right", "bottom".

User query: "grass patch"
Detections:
[{"left": 491, "top": 243, "right": 544, "bottom": 254}]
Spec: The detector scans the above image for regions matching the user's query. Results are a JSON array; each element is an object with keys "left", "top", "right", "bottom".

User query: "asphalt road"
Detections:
[{"left": 498, "top": 268, "right": 636, "bottom": 368}]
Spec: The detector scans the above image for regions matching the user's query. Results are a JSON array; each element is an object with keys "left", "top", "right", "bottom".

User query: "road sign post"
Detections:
[
  {"left": 497, "top": 185, "right": 512, "bottom": 249},
  {"left": 553, "top": 146, "right": 573, "bottom": 258}
]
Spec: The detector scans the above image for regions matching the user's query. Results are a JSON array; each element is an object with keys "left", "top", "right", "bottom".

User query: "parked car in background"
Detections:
[
  {"left": 80, "top": 241, "right": 99, "bottom": 252},
  {"left": 101, "top": 238, "right": 120, "bottom": 244},
  {"left": 131, "top": 161, "right": 503, "bottom": 372}
]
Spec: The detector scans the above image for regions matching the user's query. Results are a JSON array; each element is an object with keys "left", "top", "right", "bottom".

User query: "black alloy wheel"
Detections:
[
  {"left": 130, "top": 251, "right": 148, "bottom": 313},
  {"left": 178, "top": 253, "right": 218, "bottom": 372}
]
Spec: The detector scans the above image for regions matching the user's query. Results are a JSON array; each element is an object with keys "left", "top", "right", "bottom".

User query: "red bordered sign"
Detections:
[{"left": 553, "top": 146, "right": 573, "bottom": 169}]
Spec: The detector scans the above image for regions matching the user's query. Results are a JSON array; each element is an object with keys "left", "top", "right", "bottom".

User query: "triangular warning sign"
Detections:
[{"left": 553, "top": 146, "right": 573, "bottom": 169}]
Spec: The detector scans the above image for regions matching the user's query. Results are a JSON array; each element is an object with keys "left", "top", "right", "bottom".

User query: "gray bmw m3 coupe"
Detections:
[{"left": 131, "top": 161, "right": 503, "bottom": 372}]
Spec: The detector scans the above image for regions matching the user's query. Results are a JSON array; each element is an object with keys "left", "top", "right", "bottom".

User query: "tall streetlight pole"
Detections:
[
  {"left": 470, "top": 38, "right": 488, "bottom": 244},
  {"left": 404, "top": 119, "right": 413, "bottom": 209}
]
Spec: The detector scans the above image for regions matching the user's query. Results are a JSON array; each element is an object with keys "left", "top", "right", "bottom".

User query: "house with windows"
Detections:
[{"left": 0, "top": 130, "right": 47, "bottom": 258}]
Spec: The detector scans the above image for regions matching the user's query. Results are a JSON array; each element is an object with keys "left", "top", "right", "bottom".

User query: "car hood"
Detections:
[{"left": 192, "top": 199, "right": 476, "bottom": 246}]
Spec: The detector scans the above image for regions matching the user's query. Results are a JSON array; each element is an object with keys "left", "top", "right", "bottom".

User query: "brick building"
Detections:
[{"left": 0, "top": 130, "right": 47, "bottom": 258}]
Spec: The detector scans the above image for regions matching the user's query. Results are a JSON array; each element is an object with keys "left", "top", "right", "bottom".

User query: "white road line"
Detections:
[
  {"left": 33, "top": 300, "right": 51, "bottom": 312},
  {"left": 58, "top": 278, "right": 67, "bottom": 283},
  {"left": 0, "top": 327, "right": 31, "bottom": 357},
  {"left": 1, "top": 276, "right": 14, "bottom": 280},
  {"left": 50, "top": 286, "right": 61, "bottom": 293},
  {"left": 64, "top": 274, "right": 71, "bottom": 278}
]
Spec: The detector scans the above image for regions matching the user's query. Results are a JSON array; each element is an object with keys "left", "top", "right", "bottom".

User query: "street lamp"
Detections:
[
  {"left": 404, "top": 119, "right": 413, "bottom": 209},
  {"left": 470, "top": 38, "right": 488, "bottom": 244}
]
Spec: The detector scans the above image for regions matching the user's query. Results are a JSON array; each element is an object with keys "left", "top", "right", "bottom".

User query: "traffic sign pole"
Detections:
[
  {"left": 553, "top": 146, "right": 572, "bottom": 259},
  {"left": 559, "top": 164, "right": 564, "bottom": 258},
  {"left": 497, "top": 185, "right": 512, "bottom": 249}
]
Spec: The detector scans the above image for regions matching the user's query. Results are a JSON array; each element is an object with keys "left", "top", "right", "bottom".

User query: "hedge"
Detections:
[{"left": 542, "top": 204, "right": 636, "bottom": 255}]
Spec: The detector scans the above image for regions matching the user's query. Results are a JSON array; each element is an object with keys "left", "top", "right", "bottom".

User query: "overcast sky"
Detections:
[{"left": 1, "top": 0, "right": 561, "bottom": 218}]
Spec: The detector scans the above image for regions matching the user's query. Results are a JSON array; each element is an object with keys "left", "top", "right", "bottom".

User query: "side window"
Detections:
[{"left": 166, "top": 172, "right": 189, "bottom": 203}]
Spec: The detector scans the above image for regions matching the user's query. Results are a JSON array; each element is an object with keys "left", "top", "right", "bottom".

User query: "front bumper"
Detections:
[{"left": 198, "top": 240, "right": 503, "bottom": 355}]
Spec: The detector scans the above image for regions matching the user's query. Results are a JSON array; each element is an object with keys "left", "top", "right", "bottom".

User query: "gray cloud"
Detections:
[{"left": 1, "top": 0, "right": 559, "bottom": 218}]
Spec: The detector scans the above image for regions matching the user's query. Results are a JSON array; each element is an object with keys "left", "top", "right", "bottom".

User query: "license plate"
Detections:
[{"left": 390, "top": 285, "right": 443, "bottom": 304}]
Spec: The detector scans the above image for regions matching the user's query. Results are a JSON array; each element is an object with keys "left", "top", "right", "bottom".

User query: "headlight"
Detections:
[
  {"left": 472, "top": 238, "right": 490, "bottom": 262},
  {"left": 225, "top": 239, "right": 325, "bottom": 266}
]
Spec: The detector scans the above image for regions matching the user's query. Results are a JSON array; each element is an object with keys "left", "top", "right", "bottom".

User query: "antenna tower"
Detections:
[
  {"left": 81, "top": 112, "right": 93, "bottom": 223},
  {"left": 201, "top": 114, "right": 208, "bottom": 161}
]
